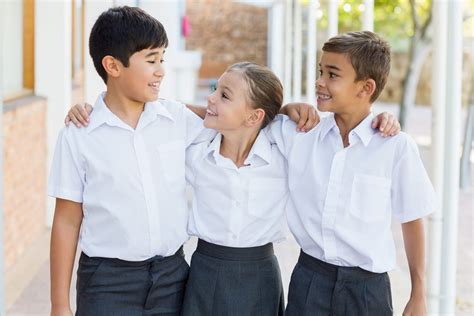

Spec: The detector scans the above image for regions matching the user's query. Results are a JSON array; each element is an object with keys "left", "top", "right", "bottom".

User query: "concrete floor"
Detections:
[{"left": 6, "top": 104, "right": 474, "bottom": 315}]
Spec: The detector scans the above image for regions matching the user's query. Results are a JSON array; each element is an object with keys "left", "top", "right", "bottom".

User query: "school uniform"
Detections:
[
  {"left": 181, "top": 132, "right": 288, "bottom": 316},
  {"left": 48, "top": 93, "right": 209, "bottom": 316},
  {"left": 267, "top": 113, "right": 436, "bottom": 316}
]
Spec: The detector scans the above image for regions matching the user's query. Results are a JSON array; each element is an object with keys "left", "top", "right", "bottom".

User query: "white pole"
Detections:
[
  {"left": 362, "top": 0, "right": 374, "bottom": 31},
  {"left": 284, "top": 0, "right": 293, "bottom": 102},
  {"left": 439, "top": 0, "right": 463, "bottom": 314},
  {"left": 268, "top": 2, "right": 285, "bottom": 82},
  {"left": 292, "top": 0, "right": 302, "bottom": 101},
  {"left": 427, "top": 1, "right": 447, "bottom": 313},
  {"left": 327, "top": 0, "right": 338, "bottom": 38},
  {"left": 0, "top": 5, "right": 5, "bottom": 313},
  {"left": 306, "top": 0, "right": 317, "bottom": 105}
]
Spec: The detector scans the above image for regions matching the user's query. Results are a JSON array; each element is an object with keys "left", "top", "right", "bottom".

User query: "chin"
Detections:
[{"left": 203, "top": 117, "right": 216, "bottom": 129}]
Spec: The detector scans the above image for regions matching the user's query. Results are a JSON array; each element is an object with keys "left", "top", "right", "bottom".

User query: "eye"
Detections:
[
  {"left": 329, "top": 72, "right": 337, "bottom": 78},
  {"left": 318, "top": 69, "right": 322, "bottom": 76},
  {"left": 147, "top": 61, "right": 156, "bottom": 64},
  {"left": 160, "top": 59, "right": 165, "bottom": 64},
  {"left": 221, "top": 92, "right": 228, "bottom": 99}
]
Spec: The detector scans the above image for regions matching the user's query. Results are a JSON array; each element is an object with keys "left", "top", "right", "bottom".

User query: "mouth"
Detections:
[
  {"left": 148, "top": 82, "right": 161, "bottom": 91},
  {"left": 206, "top": 108, "right": 217, "bottom": 116},
  {"left": 317, "top": 92, "right": 332, "bottom": 101}
]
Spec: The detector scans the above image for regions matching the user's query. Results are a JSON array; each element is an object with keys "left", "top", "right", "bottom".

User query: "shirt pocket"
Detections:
[
  {"left": 248, "top": 178, "right": 288, "bottom": 219},
  {"left": 157, "top": 141, "right": 186, "bottom": 188},
  {"left": 350, "top": 173, "right": 391, "bottom": 222}
]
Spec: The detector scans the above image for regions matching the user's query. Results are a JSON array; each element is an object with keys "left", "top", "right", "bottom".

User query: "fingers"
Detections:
[
  {"left": 67, "top": 104, "right": 88, "bottom": 128},
  {"left": 297, "top": 106, "right": 309, "bottom": 131},
  {"left": 300, "top": 107, "right": 319, "bottom": 132},
  {"left": 386, "top": 120, "right": 401, "bottom": 136},
  {"left": 287, "top": 107, "right": 301, "bottom": 127},
  {"left": 64, "top": 115, "right": 71, "bottom": 126},
  {"left": 378, "top": 112, "right": 389, "bottom": 134}
]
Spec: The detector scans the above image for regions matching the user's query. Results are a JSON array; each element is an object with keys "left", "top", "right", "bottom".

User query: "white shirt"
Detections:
[
  {"left": 185, "top": 132, "right": 289, "bottom": 247},
  {"left": 267, "top": 113, "right": 436, "bottom": 273},
  {"left": 48, "top": 94, "right": 208, "bottom": 261}
]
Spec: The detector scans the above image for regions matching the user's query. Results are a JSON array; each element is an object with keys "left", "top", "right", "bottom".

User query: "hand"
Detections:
[
  {"left": 371, "top": 112, "right": 400, "bottom": 137},
  {"left": 51, "top": 305, "right": 73, "bottom": 316},
  {"left": 281, "top": 102, "right": 320, "bottom": 132},
  {"left": 402, "top": 295, "right": 427, "bottom": 316},
  {"left": 64, "top": 103, "right": 93, "bottom": 127}
]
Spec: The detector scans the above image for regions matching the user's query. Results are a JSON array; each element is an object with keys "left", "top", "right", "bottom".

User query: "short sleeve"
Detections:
[
  {"left": 264, "top": 114, "right": 299, "bottom": 158},
  {"left": 47, "top": 128, "right": 85, "bottom": 203},
  {"left": 391, "top": 136, "right": 436, "bottom": 223},
  {"left": 184, "top": 107, "right": 217, "bottom": 147}
]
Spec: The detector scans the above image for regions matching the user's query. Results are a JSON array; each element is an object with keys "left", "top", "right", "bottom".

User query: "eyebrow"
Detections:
[
  {"left": 319, "top": 63, "right": 342, "bottom": 72},
  {"left": 145, "top": 50, "right": 165, "bottom": 58}
]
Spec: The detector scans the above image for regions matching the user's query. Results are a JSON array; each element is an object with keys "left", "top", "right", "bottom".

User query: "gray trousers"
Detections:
[
  {"left": 286, "top": 250, "right": 393, "bottom": 316},
  {"left": 75, "top": 247, "right": 189, "bottom": 316}
]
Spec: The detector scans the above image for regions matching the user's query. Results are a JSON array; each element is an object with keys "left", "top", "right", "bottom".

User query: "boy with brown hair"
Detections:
[{"left": 269, "top": 31, "right": 435, "bottom": 315}]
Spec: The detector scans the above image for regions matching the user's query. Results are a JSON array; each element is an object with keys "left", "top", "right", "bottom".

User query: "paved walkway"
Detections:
[{"left": 6, "top": 104, "right": 473, "bottom": 315}]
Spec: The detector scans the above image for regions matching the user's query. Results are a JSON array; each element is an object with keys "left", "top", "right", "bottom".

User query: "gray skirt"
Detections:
[{"left": 181, "top": 239, "right": 285, "bottom": 316}]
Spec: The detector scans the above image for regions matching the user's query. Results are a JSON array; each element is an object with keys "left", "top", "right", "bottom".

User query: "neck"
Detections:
[
  {"left": 219, "top": 128, "right": 260, "bottom": 168},
  {"left": 103, "top": 85, "right": 145, "bottom": 129},
  {"left": 334, "top": 106, "right": 371, "bottom": 147}
]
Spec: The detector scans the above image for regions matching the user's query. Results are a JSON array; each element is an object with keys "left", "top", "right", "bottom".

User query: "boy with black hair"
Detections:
[
  {"left": 48, "top": 7, "right": 206, "bottom": 315},
  {"left": 269, "top": 31, "right": 436, "bottom": 316}
]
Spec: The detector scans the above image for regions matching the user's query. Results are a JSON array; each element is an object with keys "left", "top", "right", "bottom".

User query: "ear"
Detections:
[
  {"left": 358, "top": 79, "right": 376, "bottom": 100},
  {"left": 101, "top": 55, "right": 121, "bottom": 79},
  {"left": 246, "top": 108, "right": 266, "bottom": 127}
]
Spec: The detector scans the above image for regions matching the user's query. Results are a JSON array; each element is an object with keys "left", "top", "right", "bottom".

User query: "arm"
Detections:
[
  {"left": 65, "top": 103, "right": 93, "bottom": 127},
  {"left": 279, "top": 102, "right": 319, "bottom": 132},
  {"left": 50, "top": 198, "right": 83, "bottom": 316},
  {"left": 371, "top": 112, "right": 401, "bottom": 137},
  {"left": 401, "top": 218, "right": 427, "bottom": 316},
  {"left": 185, "top": 104, "right": 206, "bottom": 120}
]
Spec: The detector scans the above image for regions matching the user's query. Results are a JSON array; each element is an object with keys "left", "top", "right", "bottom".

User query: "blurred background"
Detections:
[{"left": 0, "top": 0, "right": 473, "bottom": 315}]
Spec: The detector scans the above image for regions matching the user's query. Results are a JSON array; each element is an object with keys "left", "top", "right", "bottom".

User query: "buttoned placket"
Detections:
[{"left": 133, "top": 116, "right": 160, "bottom": 257}]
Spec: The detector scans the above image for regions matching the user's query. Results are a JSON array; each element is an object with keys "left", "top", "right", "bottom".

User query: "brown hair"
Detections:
[
  {"left": 226, "top": 62, "right": 283, "bottom": 129},
  {"left": 322, "top": 31, "right": 391, "bottom": 102}
]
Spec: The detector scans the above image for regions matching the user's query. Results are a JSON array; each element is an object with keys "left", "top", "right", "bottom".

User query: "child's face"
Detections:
[
  {"left": 116, "top": 46, "right": 165, "bottom": 103},
  {"left": 316, "top": 51, "right": 366, "bottom": 113},
  {"left": 204, "top": 70, "right": 253, "bottom": 132}
]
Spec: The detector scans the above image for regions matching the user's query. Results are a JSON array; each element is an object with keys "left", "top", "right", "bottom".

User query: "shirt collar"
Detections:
[
  {"left": 86, "top": 93, "right": 174, "bottom": 133},
  {"left": 205, "top": 131, "right": 272, "bottom": 166},
  {"left": 319, "top": 112, "right": 376, "bottom": 147}
]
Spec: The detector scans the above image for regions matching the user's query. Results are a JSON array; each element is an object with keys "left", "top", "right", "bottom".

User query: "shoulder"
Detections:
[{"left": 156, "top": 98, "right": 186, "bottom": 114}]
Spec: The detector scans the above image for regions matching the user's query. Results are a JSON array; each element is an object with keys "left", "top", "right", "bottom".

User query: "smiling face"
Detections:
[
  {"left": 316, "top": 51, "right": 367, "bottom": 114},
  {"left": 115, "top": 46, "right": 166, "bottom": 103},
  {"left": 204, "top": 70, "right": 254, "bottom": 132}
]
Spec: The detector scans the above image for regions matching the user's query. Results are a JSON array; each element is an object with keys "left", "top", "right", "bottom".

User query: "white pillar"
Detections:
[
  {"left": 439, "top": 0, "right": 463, "bottom": 314},
  {"left": 0, "top": 5, "right": 5, "bottom": 313},
  {"left": 84, "top": 1, "right": 110, "bottom": 104},
  {"left": 268, "top": 2, "right": 285, "bottom": 82},
  {"left": 327, "top": 0, "right": 338, "bottom": 38},
  {"left": 306, "top": 0, "right": 318, "bottom": 105},
  {"left": 362, "top": 0, "right": 374, "bottom": 31},
  {"left": 427, "top": 1, "right": 447, "bottom": 313},
  {"left": 284, "top": 0, "right": 293, "bottom": 102},
  {"left": 292, "top": 0, "right": 302, "bottom": 101},
  {"left": 35, "top": 0, "right": 73, "bottom": 226}
]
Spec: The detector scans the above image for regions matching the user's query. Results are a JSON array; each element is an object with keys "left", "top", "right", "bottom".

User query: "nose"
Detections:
[
  {"left": 207, "top": 92, "right": 216, "bottom": 104},
  {"left": 154, "top": 63, "right": 165, "bottom": 78},
  {"left": 316, "top": 76, "right": 325, "bottom": 88}
]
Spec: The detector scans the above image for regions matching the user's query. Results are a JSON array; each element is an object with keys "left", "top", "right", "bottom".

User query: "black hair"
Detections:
[{"left": 89, "top": 6, "right": 168, "bottom": 83}]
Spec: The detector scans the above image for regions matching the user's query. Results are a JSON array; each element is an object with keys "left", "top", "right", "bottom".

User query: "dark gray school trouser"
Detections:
[
  {"left": 181, "top": 239, "right": 285, "bottom": 316},
  {"left": 75, "top": 247, "right": 189, "bottom": 316},
  {"left": 286, "top": 250, "right": 393, "bottom": 316}
]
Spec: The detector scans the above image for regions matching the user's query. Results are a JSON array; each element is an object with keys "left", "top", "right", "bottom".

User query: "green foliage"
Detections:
[{"left": 315, "top": 0, "right": 432, "bottom": 51}]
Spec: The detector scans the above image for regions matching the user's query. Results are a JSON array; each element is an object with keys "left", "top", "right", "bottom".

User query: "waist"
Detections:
[
  {"left": 80, "top": 246, "right": 184, "bottom": 267},
  {"left": 196, "top": 239, "right": 274, "bottom": 261},
  {"left": 298, "top": 250, "right": 386, "bottom": 281}
]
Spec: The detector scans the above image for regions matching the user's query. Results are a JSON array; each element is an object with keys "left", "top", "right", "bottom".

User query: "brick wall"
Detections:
[
  {"left": 185, "top": 0, "right": 268, "bottom": 79},
  {"left": 3, "top": 96, "right": 47, "bottom": 270}
]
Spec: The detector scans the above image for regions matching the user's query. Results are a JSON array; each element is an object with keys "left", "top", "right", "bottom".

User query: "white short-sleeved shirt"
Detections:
[
  {"left": 185, "top": 132, "right": 289, "bottom": 247},
  {"left": 266, "top": 113, "right": 436, "bottom": 273},
  {"left": 48, "top": 93, "right": 209, "bottom": 261}
]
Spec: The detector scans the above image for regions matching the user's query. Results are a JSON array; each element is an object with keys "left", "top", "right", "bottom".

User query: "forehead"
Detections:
[
  {"left": 218, "top": 70, "right": 248, "bottom": 90},
  {"left": 319, "top": 51, "right": 353, "bottom": 71}
]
